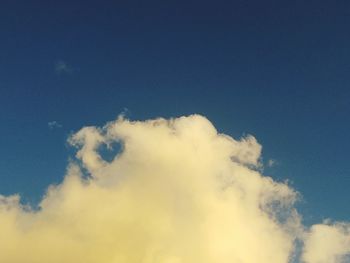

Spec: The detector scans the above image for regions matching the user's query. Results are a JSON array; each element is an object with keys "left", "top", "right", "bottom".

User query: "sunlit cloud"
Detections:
[
  {"left": 302, "top": 222, "right": 350, "bottom": 263},
  {"left": 0, "top": 115, "right": 349, "bottom": 262}
]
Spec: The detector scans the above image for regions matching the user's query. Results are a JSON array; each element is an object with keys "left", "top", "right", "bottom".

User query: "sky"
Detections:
[{"left": 0, "top": 1, "right": 350, "bottom": 262}]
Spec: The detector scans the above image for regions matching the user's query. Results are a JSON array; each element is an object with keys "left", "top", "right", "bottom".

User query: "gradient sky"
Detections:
[{"left": 0, "top": 0, "right": 350, "bottom": 228}]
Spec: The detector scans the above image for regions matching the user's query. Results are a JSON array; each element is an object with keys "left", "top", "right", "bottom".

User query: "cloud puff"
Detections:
[
  {"left": 267, "top": 158, "right": 277, "bottom": 167},
  {"left": 0, "top": 114, "right": 349, "bottom": 262},
  {"left": 48, "top": 121, "right": 62, "bottom": 129},
  {"left": 54, "top": 60, "right": 73, "bottom": 74},
  {"left": 302, "top": 222, "right": 350, "bottom": 263}
]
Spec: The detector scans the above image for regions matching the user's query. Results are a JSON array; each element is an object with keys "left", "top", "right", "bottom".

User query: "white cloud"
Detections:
[
  {"left": 54, "top": 60, "right": 73, "bottom": 74},
  {"left": 48, "top": 121, "right": 62, "bottom": 129},
  {"left": 268, "top": 158, "right": 277, "bottom": 167},
  {"left": 0, "top": 114, "right": 348, "bottom": 262},
  {"left": 302, "top": 222, "right": 350, "bottom": 263}
]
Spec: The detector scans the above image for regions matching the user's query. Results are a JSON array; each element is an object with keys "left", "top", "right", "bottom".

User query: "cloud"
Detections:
[
  {"left": 0, "top": 114, "right": 349, "bottom": 262},
  {"left": 302, "top": 222, "right": 350, "bottom": 263},
  {"left": 54, "top": 60, "right": 73, "bottom": 74},
  {"left": 48, "top": 121, "right": 62, "bottom": 129},
  {"left": 267, "top": 158, "right": 277, "bottom": 167}
]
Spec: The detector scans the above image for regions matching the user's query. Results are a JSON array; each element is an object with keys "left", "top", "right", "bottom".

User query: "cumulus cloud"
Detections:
[
  {"left": 302, "top": 222, "right": 350, "bottom": 263},
  {"left": 0, "top": 114, "right": 349, "bottom": 262}
]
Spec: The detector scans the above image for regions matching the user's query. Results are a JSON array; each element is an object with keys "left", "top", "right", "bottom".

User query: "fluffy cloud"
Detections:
[
  {"left": 0, "top": 115, "right": 348, "bottom": 262},
  {"left": 302, "top": 222, "right": 350, "bottom": 263}
]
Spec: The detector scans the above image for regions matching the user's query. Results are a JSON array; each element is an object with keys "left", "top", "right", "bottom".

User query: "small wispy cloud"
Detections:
[
  {"left": 48, "top": 121, "right": 62, "bottom": 129},
  {"left": 54, "top": 60, "right": 73, "bottom": 75},
  {"left": 267, "top": 158, "right": 277, "bottom": 167}
]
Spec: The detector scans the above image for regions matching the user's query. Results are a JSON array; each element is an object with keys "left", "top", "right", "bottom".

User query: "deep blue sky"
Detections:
[{"left": 1, "top": 0, "right": 349, "bottom": 225}]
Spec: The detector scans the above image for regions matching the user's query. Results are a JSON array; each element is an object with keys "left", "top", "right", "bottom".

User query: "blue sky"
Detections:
[{"left": 1, "top": 0, "right": 350, "bottom": 227}]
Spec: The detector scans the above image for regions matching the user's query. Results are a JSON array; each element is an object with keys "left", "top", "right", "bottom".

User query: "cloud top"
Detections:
[{"left": 0, "top": 114, "right": 349, "bottom": 262}]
